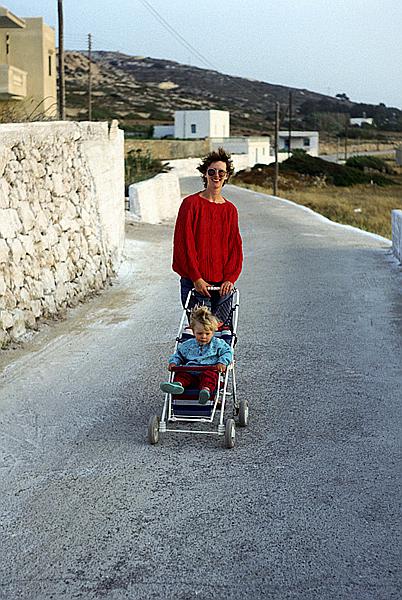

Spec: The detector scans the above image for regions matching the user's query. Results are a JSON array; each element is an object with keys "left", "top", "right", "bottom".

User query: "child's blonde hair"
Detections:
[{"left": 190, "top": 306, "right": 219, "bottom": 332}]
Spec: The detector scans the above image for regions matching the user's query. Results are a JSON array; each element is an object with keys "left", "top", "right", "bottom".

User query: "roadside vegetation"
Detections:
[
  {"left": 124, "top": 148, "right": 169, "bottom": 193},
  {"left": 232, "top": 152, "right": 402, "bottom": 239}
]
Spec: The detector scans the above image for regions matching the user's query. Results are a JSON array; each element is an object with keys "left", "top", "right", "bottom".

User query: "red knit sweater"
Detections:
[{"left": 172, "top": 192, "right": 243, "bottom": 283}]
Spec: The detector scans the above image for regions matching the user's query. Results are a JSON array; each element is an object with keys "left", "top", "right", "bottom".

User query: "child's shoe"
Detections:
[
  {"left": 160, "top": 382, "right": 184, "bottom": 395},
  {"left": 198, "top": 387, "right": 210, "bottom": 404}
]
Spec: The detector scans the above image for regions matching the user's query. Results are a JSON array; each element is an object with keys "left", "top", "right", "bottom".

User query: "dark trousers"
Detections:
[
  {"left": 174, "top": 369, "right": 219, "bottom": 393},
  {"left": 180, "top": 277, "right": 232, "bottom": 323}
]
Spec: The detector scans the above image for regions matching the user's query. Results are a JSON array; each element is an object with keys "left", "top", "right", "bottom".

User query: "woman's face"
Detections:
[{"left": 205, "top": 160, "right": 228, "bottom": 192}]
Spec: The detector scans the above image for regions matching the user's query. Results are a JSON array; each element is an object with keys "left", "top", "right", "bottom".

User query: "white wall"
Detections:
[
  {"left": 211, "top": 137, "right": 271, "bottom": 165},
  {"left": 127, "top": 153, "right": 251, "bottom": 224},
  {"left": 392, "top": 210, "right": 402, "bottom": 263},
  {"left": 0, "top": 120, "right": 124, "bottom": 346},
  {"left": 174, "top": 110, "right": 229, "bottom": 139}
]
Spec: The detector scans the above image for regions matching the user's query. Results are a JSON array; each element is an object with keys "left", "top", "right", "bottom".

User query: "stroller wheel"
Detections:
[
  {"left": 238, "top": 400, "right": 249, "bottom": 427},
  {"left": 224, "top": 418, "right": 236, "bottom": 449},
  {"left": 148, "top": 415, "right": 160, "bottom": 445}
]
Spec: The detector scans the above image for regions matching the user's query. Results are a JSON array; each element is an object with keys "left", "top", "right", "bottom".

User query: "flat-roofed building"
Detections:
[{"left": 0, "top": 5, "right": 56, "bottom": 118}]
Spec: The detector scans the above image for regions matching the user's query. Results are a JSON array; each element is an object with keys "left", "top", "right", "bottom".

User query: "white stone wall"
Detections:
[
  {"left": 127, "top": 154, "right": 252, "bottom": 224},
  {"left": 0, "top": 120, "right": 124, "bottom": 347},
  {"left": 391, "top": 210, "right": 402, "bottom": 263}
]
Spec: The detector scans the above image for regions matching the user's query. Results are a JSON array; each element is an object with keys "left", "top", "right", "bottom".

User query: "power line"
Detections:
[{"left": 138, "top": 0, "right": 218, "bottom": 72}]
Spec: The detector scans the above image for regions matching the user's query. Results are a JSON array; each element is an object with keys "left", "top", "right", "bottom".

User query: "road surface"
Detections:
[{"left": 1, "top": 179, "right": 401, "bottom": 599}]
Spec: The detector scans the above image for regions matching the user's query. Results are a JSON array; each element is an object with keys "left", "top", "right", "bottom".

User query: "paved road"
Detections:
[{"left": 1, "top": 180, "right": 401, "bottom": 599}]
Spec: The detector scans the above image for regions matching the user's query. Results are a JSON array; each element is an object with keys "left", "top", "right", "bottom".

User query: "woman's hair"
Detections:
[
  {"left": 190, "top": 305, "right": 219, "bottom": 332},
  {"left": 197, "top": 147, "right": 234, "bottom": 188}
]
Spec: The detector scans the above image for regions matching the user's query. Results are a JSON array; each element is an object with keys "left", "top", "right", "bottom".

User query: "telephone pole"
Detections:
[
  {"left": 288, "top": 91, "right": 292, "bottom": 157},
  {"left": 273, "top": 102, "right": 280, "bottom": 196},
  {"left": 57, "top": 0, "right": 65, "bottom": 120},
  {"left": 88, "top": 33, "right": 92, "bottom": 120}
]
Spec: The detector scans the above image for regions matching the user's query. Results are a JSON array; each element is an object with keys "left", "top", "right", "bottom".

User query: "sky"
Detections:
[{"left": 8, "top": 0, "right": 402, "bottom": 108}]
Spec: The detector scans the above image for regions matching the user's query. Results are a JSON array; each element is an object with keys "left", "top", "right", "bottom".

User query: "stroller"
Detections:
[{"left": 148, "top": 287, "right": 248, "bottom": 448}]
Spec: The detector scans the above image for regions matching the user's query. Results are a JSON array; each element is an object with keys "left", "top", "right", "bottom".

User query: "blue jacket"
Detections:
[{"left": 169, "top": 337, "right": 233, "bottom": 367}]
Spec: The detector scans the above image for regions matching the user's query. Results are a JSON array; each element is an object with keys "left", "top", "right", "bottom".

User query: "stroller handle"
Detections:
[{"left": 170, "top": 365, "right": 219, "bottom": 372}]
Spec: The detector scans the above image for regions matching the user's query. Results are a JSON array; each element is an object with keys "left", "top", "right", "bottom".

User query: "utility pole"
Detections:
[
  {"left": 344, "top": 119, "right": 348, "bottom": 162},
  {"left": 273, "top": 102, "right": 280, "bottom": 196},
  {"left": 288, "top": 91, "right": 292, "bottom": 157},
  {"left": 57, "top": 0, "right": 65, "bottom": 120},
  {"left": 88, "top": 33, "right": 92, "bottom": 120}
]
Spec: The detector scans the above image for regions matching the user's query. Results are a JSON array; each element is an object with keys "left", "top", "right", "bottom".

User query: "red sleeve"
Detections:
[
  {"left": 172, "top": 197, "right": 202, "bottom": 282},
  {"left": 223, "top": 205, "right": 243, "bottom": 283}
]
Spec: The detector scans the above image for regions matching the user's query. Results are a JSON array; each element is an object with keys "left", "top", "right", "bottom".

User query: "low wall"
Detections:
[
  {"left": 128, "top": 172, "right": 181, "bottom": 225},
  {"left": 391, "top": 210, "right": 402, "bottom": 263},
  {"left": 127, "top": 154, "right": 252, "bottom": 223},
  {"left": 0, "top": 120, "right": 125, "bottom": 347},
  {"left": 125, "top": 139, "right": 210, "bottom": 160}
]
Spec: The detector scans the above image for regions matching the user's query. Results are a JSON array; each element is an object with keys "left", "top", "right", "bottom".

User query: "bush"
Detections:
[
  {"left": 281, "top": 153, "right": 394, "bottom": 187},
  {"left": 124, "top": 149, "right": 170, "bottom": 194},
  {"left": 345, "top": 155, "right": 395, "bottom": 175}
]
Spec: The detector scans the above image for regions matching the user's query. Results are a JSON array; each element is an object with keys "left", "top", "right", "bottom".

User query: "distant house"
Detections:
[
  {"left": 0, "top": 5, "right": 56, "bottom": 117},
  {"left": 350, "top": 117, "right": 374, "bottom": 127},
  {"left": 174, "top": 109, "right": 230, "bottom": 139},
  {"left": 278, "top": 131, "right": 319, "bottom": 156},
  {"left": 210, "top": 136, "right": 271, "bottom": 165}
]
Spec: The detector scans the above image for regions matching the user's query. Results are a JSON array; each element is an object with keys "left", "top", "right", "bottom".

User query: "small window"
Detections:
[
  {"left": 303, "top": 137, "right": 310, "bottom": 147},
  {"left": 191, "top": 124, "right": 196, "bottom": 134},
  {"left": 48, "top": 55, "right": 52, "bottom": 76}
]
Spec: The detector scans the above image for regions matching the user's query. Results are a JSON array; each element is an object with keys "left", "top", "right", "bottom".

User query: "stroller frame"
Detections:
[{"left": 148, "top": 287, "right": 248, "bottom": 448}]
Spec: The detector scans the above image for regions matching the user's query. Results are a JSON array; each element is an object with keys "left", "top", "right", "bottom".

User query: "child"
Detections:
[{"left": 160, "top": 306, "right": 233, "bottom": 404}]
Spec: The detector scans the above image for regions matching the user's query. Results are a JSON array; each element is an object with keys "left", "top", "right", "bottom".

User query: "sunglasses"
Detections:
[{"left": 207, "top": 168, "right": 227, "bottom": 178}]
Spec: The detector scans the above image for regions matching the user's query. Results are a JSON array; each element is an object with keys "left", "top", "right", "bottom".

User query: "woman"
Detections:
[{"left": 172, "top": 147, "right": 243, "bottom": 321}]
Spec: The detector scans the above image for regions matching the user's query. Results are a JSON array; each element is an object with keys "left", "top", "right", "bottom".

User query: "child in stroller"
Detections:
[{"left": 160, "top": 306, "right": 233, "bottom": 404}]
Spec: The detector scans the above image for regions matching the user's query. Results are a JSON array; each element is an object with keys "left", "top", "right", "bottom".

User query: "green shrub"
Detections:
[
  {"left": 345, "top": 155, "right": 395, "bottom": 175},
  {"left": 124, "top": 149, "right": 170, "bottom": 193},
  {"left": 281, "top": 153, "right": 394, "bottom": 187}
]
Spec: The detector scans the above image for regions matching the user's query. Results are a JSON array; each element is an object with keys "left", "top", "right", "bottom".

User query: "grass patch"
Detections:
[{"left": 233, "top": 160, "right": 402, "bottom": 239}]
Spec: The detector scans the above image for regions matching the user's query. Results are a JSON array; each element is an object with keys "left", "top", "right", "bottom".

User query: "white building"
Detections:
[
  {"left": 278, "top": 131, "right": 319, "bottom": 156},
  {"left": 174, "top": 109, "right": 229, "bottom": 139},
  {"left": 210, "top": 136, "right": 271, "bottom": 165},
  {"left": 350, "top": 117, "right": 374, "bottom": 127}
]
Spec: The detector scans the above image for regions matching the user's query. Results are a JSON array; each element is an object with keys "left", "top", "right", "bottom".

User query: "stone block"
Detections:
[
  {"left": 0, "top": 239, "right": 9, "bottom": 263},
  {"left": 42, "top": 268, "right": 56, "bottom": 293},
  {"left": 30, "top": 300, "right": 42, "bottom": 318},
  {"left": 10, "top": 238, "right": 25, "bottom": 262},
  {"left": 0, "top": 208, "right": 23, "bottom": 238},
  {"left": 0, "top": 309, "right": 14, "bottom": 330},
  {"left": 18, "top": 202, "right": 35, "bottom": 233},
  {"left": 0, "top": 179, "right": 10, "bottom": 209},
  {"left": 10, "top": 309, "right": 26, "bottom": 340}
]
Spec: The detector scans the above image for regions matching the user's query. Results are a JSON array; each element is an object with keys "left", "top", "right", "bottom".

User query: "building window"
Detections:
[
  {"left": 303, "top": 138, "right": 310, "bottom": 147},
  {"left": 191, "top": 124, "right": 196, "bottom": 134},
  {"left": 284, "top": 137, "right": 290, "bottom": 150},
  {"left": 48, "top": 55, "right": 52, "bottom": 76}
]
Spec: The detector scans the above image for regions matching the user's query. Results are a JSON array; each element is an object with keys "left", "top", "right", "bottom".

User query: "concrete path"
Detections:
[{"left": 1, "top": 179, "right": 401, "bottom": 599}]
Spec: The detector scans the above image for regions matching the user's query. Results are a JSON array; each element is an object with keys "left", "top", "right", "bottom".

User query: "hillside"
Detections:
[{"left": 64, "top": 51, "right": 402, "bottom": 137}]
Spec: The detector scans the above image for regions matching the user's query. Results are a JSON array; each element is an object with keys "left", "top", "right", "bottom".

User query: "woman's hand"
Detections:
[
  {"left": 168, "top": 363, "right": 176, "bottom": 371},
  {"left": 220, "top": 281, "right": 234, "bottom": 296},
  {"left": 217, "top": 363, "right": 227, "bottom": 373},
  {"left": 194, "top": 278, "right": 211, "bottom": 297}
]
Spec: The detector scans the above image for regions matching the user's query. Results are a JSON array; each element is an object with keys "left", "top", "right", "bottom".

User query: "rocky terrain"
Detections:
[
  {"left": 64, "top": 51, "right": 339, "bottom": 135},
  {"left": 64, "top": 51, "right": 402, "bottom": 137}
]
